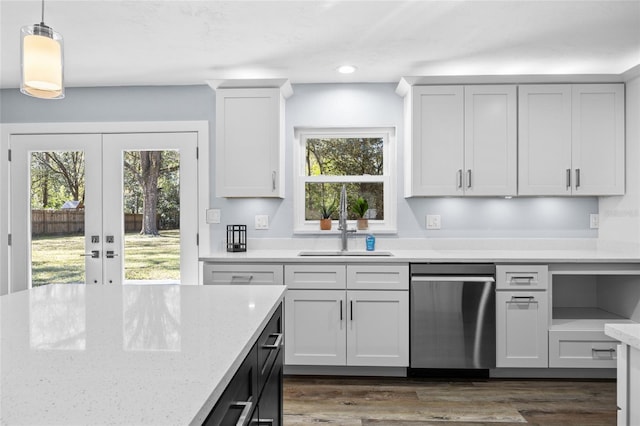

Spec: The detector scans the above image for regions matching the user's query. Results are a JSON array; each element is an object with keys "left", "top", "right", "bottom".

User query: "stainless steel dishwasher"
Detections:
[{"left": 410, "top": 264, "right": 496, "bottom": 371}]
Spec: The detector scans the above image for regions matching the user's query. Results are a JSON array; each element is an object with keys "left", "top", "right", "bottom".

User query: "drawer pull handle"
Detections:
[
  {"left": 231, "top": 398, "right": 253, "bottom": 426},
  {"left": 510, "top": 276, "right": 534, "bottom": 283},
  {"left": 252, "top": 420, "right": 274, "bottom": 425},
  {"left": 262, "top": 333, "right": 283, "bottom": 350},
  {"left": 592, "top": 348, "right": 616, "bottom": 359},
  {"left": 509, "top": 296, "right": 536, "bottom": 303},
  {"left": 231, "top": 275, "right": 254, "bottom": 283},
  {"left": 340, "top": 300, "right": 343, "bottom": 321}
]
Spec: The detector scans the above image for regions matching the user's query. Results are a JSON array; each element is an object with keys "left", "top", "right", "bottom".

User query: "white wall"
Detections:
[
  {"left": 599, "top": 73, "right": 640, "bottom": 249},
  {"left": 1, "top": 83, "right": 600, "bottom": 262},
  {"left": 208, "top": 83, "right": 598, "bottom": 249}
]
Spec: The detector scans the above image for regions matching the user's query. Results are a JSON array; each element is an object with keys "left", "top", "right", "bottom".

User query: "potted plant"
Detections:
[
  {"left": 351, "top": 196, "right": 369, "bottom": 230},
  {"left": 320, "top": 198, "right": 336, "bottom": 230}
]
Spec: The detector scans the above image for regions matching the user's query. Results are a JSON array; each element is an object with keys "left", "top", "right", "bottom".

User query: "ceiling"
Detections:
[{"left": 1, "top": 0, "right": 639, "bottom": 89}]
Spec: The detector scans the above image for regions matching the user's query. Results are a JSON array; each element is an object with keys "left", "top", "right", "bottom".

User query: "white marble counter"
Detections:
[
  {"left": 605, "top": 323, "right": 640, "bottom": 351},
  {"left": 201, "top": 248, "right": 640, "bottom": 264},
  {"left": 0, "top": 284, "right": 285, "bottom": 425}
]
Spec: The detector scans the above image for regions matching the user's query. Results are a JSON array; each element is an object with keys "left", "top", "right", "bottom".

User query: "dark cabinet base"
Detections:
[{"left": 204, "top": 304, "right": 283, "bottom": 425}]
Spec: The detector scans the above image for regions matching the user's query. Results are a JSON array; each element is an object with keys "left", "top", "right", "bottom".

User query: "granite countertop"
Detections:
[
  {"left": 605, "top": 323, "right": 640, "bottom": 351},
  {"left": 0, "top": 283, "right": 286, "bottom": 425}
]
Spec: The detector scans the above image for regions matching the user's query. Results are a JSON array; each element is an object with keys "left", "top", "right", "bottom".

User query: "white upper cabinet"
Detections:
[
  {"left": 518, "top": 85, "right": 572, "bottom": 196},
  {"left": 215, "top": 87, "right": 285, "bottom": 197},
  {"left": 464, "top": 85, "right": 517, "bottom": 196},
  {"left": 571, "top": 84, "right": 625, "bottom": 196},
  {"left": 406, "top": 85, "right": 464, "bottom": 196},
  {"left": 405, "top": 85, "right": 517, "bottom": 197},
  {"left": 518, "top": 84, "right": 624, "bottom": 196}
]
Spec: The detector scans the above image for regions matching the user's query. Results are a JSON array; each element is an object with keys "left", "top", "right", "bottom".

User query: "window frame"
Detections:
[{"left": 293, "top": 126, "right": 397, "bottom": 234}]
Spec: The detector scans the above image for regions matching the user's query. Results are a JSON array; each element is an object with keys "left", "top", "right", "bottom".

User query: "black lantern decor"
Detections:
[{"left": 226, "top": 225, "right": 247, "bottom": 252}]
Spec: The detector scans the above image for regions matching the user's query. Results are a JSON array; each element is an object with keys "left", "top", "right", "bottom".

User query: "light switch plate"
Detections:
[
  {"left": 590, "top": 213, "right": 599, "bottom": 229},
  {"left": 426, "top": 214, "right": 441, "bottom": 230},
  {"left": 206, "top": 209, "right": 221, "bottom": 224},
  {"left": 255, "top": 215, "right": 269, "bottom": 230}
]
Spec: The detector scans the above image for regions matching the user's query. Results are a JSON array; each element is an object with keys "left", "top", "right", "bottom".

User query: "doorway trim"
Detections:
[{"left": 0, "top": 121, "right": 210, "bottom": 294}]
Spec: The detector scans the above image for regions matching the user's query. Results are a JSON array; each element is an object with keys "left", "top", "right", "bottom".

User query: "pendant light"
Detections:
[{"left": 20, "top": 0, "right": 64, "bottom": 99}]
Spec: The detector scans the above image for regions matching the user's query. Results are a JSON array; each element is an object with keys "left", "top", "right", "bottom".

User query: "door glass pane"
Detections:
[
  {"left": 123, "top": 150, "right": 180, "bottom": 283},
  {"left": 30, "top": 151, "right": 86, "bottom": 286}
]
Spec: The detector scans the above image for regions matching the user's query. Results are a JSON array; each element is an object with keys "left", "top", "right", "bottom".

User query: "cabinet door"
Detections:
[
  {"left": 518, "top": 85, "right": 572, "bottom": 196},
  {"left": 464, "top": 85, "right": 517, "bottom": 196},
  {"left": 346, "top": 290, "right": 409, "bottom": 367},
  {"left": 284, "top": 290, "right": 346, "bottom": 366},
  {"left": 215, "top": 88, "right": 284, "bottom": 197},
  {"left": 571, "top": 84, "right": 625, "bottom": 196},
  {"left": 496, "top": 291, "right": 549, "bottom": 368},
  {"left": 409, "top": 86, "right": 464, "bottom": 196}
]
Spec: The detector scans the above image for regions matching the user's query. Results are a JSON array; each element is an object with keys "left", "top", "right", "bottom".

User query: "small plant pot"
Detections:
[
  {"left": 320, "top": 218, "right": 332, "bottom": 230},
  {"left": 357, "top": 218, "right": 369, "bottom": 230}
]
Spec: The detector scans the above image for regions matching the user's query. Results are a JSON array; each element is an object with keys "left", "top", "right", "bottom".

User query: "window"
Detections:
[{"left": 293, "top": 127, "right": 396, "bottom": 233}]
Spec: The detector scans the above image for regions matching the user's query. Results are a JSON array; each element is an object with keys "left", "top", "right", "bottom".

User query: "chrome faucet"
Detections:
[{"left": 338, "top": 184, "right": 356, "bottom": 251}]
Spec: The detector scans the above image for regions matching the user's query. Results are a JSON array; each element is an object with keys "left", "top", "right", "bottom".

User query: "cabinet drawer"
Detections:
[
  {"left": 284, "top": 264, "right": 346, "bottom": 289},
  {"left": 347, "top": 264, "right": 409, "bottom": 290},
  {"left": 496, "top": 265, "right": 548, "bottom": 290},
  {"left": 549, "top": 329, "right": 618, "bottom": 368},
  {"left": 203, "top": 264, "right": 283, "bottom": 285},
  {"left": 204, "top": 344, "right": 258, "bottom": 425},
  {"left": 257, "top": 305, "right": 282, "bottom": 394}
]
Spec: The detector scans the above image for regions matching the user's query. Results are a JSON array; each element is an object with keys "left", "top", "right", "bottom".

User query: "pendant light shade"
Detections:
[{"left": 20, "top": 2, "right": 64, "bottom": 99}]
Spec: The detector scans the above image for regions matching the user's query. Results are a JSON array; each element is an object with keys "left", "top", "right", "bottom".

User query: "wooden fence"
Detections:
[{"left": 31, "top": 210, "right": 148, "bottom": 235}]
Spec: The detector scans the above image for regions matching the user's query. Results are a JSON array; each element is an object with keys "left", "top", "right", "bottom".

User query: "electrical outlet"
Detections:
[
  {"left": 255, "top": 215, "right": 269, "bottom": 230},
  {"left": 426, "top": 214, "right": 441, "bottom": 230},
  {"left": 590, "top": 213, "right": 599, "bottom": 229},
  {"left": 206, "top": 209, "right": 221, "bottom": 224}
]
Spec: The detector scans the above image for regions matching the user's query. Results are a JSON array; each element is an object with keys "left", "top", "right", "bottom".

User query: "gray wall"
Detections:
[{"left": 1, "top": 83, "right": 598, "bottom": 247}]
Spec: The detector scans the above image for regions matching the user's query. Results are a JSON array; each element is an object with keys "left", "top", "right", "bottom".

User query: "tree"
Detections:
[
  {"left": 125, "top": 151, "right": 162, "bottom": 235},
  {"left": 31, "top": 151, "right": 85, "bottom": 209},
  {"left": 124, "top": 150, "right": 180, "bottom": 235}
]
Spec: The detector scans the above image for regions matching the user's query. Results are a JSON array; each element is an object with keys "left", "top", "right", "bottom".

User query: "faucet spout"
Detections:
[{"left": 338, "top": 184, "right": 355, "bottom": 251}]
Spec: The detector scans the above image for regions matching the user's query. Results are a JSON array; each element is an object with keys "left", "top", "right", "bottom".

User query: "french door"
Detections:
[{"left": 10, "top": 131, "right": 198, "bottom": 291}]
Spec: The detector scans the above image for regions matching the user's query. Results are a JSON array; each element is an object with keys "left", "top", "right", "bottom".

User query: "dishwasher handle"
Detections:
[{"left": 411, "top": 276, "right": 495, "bottom": 283}]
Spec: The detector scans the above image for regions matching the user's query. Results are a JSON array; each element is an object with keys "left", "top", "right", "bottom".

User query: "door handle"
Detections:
[
  {"left": 466, "top": 169, "right": 472, "bottom": 188},
  {"left": 80, "top": 250, "right": 100, "bottom": 259},
  {"left": 106, "top": 251, "right": 119, "bottom": 259}
]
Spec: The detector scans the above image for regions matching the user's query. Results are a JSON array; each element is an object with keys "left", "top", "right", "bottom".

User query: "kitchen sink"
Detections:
[{"left": 298, "top": 250, "right": 393, "bottom": 257}]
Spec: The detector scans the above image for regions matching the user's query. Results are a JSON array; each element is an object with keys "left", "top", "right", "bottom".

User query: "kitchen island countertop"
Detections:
[
  {"left": 0, "top": 283, "right": 285, "bottom": 425},
  {"left": 605, "top": 323, "right": 640, "bottom": 351}
]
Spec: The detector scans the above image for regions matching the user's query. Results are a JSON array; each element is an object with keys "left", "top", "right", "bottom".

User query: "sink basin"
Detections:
[{"left": 298, "top": 250, "right": 393, "bottom": 257}]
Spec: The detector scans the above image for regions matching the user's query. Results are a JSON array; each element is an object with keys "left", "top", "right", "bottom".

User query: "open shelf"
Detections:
[{"left": 551, "top": 307, "right": 636, "bottom": 331}]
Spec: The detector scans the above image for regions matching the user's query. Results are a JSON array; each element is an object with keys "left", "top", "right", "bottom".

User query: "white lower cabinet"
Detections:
[
  {"left": 548, "top": 328, "right": 618, "bottom": 368},
  {"left": 285, "top": 289, "right": 346, "bottom": 365},
  {"left": 496, "top": 290, "right": 549, "bottom": 368},
  {"left": 284, "top": 264, "right": 409, "bottom": 368},
  {"left": 346, "top": 290, "right": 409, "bottom": 367}
]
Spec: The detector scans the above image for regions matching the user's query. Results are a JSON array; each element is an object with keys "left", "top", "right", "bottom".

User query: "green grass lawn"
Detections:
[{"left": 31, "top": 230, "right": 180, "bottom": 286}]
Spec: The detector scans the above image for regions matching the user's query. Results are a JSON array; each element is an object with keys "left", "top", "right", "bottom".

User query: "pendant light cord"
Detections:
[{"left": 41, "top": 0, "right": 45, "bottom": 24}]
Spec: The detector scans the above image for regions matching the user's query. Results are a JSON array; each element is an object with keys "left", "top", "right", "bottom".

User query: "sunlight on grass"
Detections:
[{"left": 31, "top": 230, "right": 180, "bottom": 286}]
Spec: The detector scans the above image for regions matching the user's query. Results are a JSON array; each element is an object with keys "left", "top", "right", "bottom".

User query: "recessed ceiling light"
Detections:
[{"left": 337, "top": 65, "right": 357, "bottom": 74}]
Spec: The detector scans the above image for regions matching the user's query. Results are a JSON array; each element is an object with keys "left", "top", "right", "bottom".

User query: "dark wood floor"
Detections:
[{"left": 283, "top": 375, "right": 617, "bottom": 425}]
